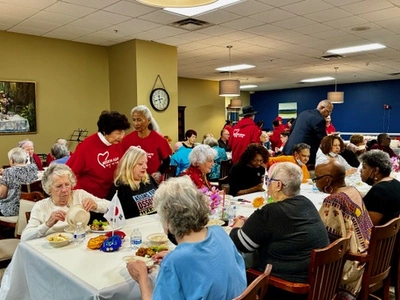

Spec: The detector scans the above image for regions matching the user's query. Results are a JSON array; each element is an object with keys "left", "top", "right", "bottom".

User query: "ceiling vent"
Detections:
[
  {"left": 170, "top": 18, "right": 212, "bottom": 31},
  {"left": 388, "top": 72, "right": 400, "bottom": 76},
  {"left": 319, "top": 54, "right": 344, "bottom": 61}
]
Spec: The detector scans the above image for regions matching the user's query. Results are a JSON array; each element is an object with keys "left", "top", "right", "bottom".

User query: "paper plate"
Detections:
[{"left": 66, "top": 204, "right": 90, "bottom": 228}]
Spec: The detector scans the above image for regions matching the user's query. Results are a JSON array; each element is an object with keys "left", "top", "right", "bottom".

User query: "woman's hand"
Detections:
[
  {"left": 151, "top": 172, "right": 162, "bottom": 185},
  {"left": 232, "top": 215, "right": 246, "bottom": 228},
  {"left": 82, "top": 198, "right": 98, "bottom": 211},
  {"left": 152, "top": 250, "right": 169, "bottom": 264},
  {"left": 46, "top": 210, "right": 67, "bottom": 227},
  {"left": 127, "top": 261, "right": 149, "bottom": 282}
]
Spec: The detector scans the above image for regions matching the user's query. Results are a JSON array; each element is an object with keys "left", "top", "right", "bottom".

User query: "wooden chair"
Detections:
[
  {"left": 347, "top": 216, "right": 400, "bottom": 300},
  {"left": 233, "top": 264, "right": 272, "bottom": 300},
  {"left": 247, "top": 234, "right": 350, "bottom": 300},
  {"left": 220, "top": 159, "right": 232, "bottom": 178},
  {"left": 36, "top": 153, "right": 47, "bottom": 167},
  {"left": 21, "top": 180, "right": 46, "bottom": 195},
  {"left": 393, "top": 234, "right": 400, "bottom": 300},
  {"left": 15, "top": 192, "right": 46, "bottom": 238},
  {"left": 163, "top": 165, "right": 177, "bottom": 181},
  {"left": 218, "top": 176, "right": 230, "bottom": 195}
]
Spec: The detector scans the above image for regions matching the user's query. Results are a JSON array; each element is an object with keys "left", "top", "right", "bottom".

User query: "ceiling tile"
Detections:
[
  {"left": 220, "top": 16, "right": 264, "bottom": 30},
  {"left": 0, "top": 2, "right": 38, "bottom": 18},
  {"left": 28, "top": 11, "right": 76, "bottom": 25},
  {"left": 283, "top": 0, "right": 333, "bottom": 14},
  {"left": 272, "top": 16, "right": 316, "bottom": 29},
  {"left": 341, "top": 0, "right": 394, "bottom": 14},
  {"left": 359, "top": 7, "right": 400, "bottom": 22},
  {"left": 250, "top": 8, "right": 296, "bottom": 23},
  {"left": 104, "top": 1, "right": 156, "bottom": 17},
  {"left": 305, "top": 7, "right": 352, "bottom": 22},
  {"left": 83, "top": 10, "right": 131, "bottom": 24},
  {"left": 45, "top": 1, "right": 96, "bottom": 18},
  {"left": 62, "top": 0, "right": 119, "bottom": 9}
]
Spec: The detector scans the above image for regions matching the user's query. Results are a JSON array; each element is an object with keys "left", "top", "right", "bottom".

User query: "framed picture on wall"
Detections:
[
  {"left": 0, "top": 80, "right": 37, "bottom": 134},
  {"left": 278, "top": 102, "right": 297, "bottom": 119}
]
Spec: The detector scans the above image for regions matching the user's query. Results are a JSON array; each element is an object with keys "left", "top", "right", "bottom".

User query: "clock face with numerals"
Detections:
[{"left": 150, "top": 88, "right": 170, "bottom": 112}]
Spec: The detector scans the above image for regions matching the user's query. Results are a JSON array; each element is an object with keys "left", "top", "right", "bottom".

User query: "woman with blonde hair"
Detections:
[{"left": 108, "top": 146, "right": 157, "bottom": 219}]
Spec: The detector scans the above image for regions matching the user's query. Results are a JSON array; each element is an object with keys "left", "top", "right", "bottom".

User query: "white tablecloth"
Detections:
[
  {"left": 0, "top": 114, "right": 29, "bottom": 133},
  {"left": 0, "top": 215, "right": 164, "bottom": 300}
]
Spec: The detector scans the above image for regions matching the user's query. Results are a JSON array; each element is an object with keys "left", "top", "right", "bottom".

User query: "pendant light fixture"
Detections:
[
  {"left": 327, "top": 67, "right": 344, "bottom": 104},
  {"left": 219, "top": 46, "right": 240, "bottom": 97}
]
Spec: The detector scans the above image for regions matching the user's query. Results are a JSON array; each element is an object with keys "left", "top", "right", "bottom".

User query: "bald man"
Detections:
[{"left": 283, "top": 100, "right": 333, "bottom": 165}]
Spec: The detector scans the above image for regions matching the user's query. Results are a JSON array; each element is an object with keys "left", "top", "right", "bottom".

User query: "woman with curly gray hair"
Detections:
[
  {"left": 180, "top": 144, "right": 217, "bottom": 189},
  {"left": 360, "top": 150, "right": 400, "bottom": 225},
  {"left": 21, "top": 164, "right": 110, "bottom": 241},
  {"left": 126, "top": 176, "right": 246, "bottom": 300}
]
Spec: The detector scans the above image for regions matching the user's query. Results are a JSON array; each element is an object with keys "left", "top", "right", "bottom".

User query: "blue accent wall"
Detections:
[{"left": 251, "top": 79, "right": 400, "bottom": 136}]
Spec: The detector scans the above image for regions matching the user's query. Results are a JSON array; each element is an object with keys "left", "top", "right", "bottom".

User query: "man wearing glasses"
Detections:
[{"left": 283, "top": 100, "right": 333, "bottom": 165}]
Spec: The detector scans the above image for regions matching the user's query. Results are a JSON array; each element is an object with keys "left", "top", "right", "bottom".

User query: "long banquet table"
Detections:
[{"left": 0, "top": 183, "right": 329, "bottom": 300}]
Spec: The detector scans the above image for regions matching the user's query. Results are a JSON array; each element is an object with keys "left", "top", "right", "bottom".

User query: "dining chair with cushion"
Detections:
[
  {"left": 246, "top": 234, "right": 350, "bottom": 300},
  {"left": 233, "top": 264, "right": 272, "bottom": 300},
  {"left": 20, "top": 180, "right": 46, "bottom": 195},
  {"left": 15, "top": 192, "right": 46, "bottom": 238},
  {"left": 163, "top": 165, "right": 177, "bottom": 181},
  {"left": 347, "top": 216, "right": 400, "bottom": 300},
  {"left": 220, "top": 159, "right": 233, "bottom": 179}
]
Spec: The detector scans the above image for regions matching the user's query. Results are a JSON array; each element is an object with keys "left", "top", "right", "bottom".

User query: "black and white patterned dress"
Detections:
[{"left": 0, "top": 164, "right": 38, "bottom": 216}]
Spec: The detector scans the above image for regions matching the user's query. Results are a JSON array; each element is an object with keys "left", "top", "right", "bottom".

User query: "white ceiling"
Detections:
[{"left": 1, "top": 0, "right": 400, "bottom": 91}]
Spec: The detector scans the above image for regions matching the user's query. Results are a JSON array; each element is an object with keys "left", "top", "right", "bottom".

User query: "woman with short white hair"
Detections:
[
  {"left": 180, "top": 144, "right": 217, "bottom": 189},
  {"left": 0, "top": 147, "right": 38, "bottom": 216},
  {"left": 126, "top": 176, "right": 246, "bottom": 299},
  {"left": 18, "top": 139, "right": 43, "bottom": 170}
]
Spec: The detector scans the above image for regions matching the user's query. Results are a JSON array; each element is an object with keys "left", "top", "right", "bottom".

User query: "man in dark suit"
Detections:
[{"left": 283, "top": 100, "right": 333, "bottom": 165}]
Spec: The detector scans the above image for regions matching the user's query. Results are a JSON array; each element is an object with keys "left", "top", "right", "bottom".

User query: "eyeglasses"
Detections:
[
  {"left": 268, "top": 178, "right": 285, "bottom": 186},
  {"left": 311, "top": 174, "right": 333, "bottom": 182}
]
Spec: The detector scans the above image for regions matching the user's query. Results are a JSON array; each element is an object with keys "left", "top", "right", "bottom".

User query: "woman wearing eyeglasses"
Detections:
[
  {"left": 315, "top": 135, "right": 357, "bottom": 176},
  {"left": 230, "top": 162, "right": 329, "bottom": 288},
  {"left": 314, "top": 160, "right": 373, "bottom": 300},
  {"left": 228, "top": 143, "right": 269, "bottom": 196}
]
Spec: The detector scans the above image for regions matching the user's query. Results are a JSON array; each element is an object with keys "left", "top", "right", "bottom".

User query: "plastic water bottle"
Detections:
[
  {"left": 130, "top": 228, "right": 142, "bottom": 250},
  {"left": 74, "top": 222, "right": 86, "bottom": 244},
  {"left": 228, "top": 202, "right": 237, "bottom": 226},
  {"left": 312, "top": 182, "right": 319, "bottom": 193}
]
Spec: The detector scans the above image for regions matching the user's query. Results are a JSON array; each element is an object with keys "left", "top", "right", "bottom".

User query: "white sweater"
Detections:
[
  {"left": 315, "top": 148, "right": 353, "bottom": 170},
  {"left": 21, "top": 189, "right": 109, "bottom": 241}
]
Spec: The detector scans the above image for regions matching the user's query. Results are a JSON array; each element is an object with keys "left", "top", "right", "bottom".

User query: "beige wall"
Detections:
[{"left": 0, "top": 31, "right": 110, "bottom": 166}]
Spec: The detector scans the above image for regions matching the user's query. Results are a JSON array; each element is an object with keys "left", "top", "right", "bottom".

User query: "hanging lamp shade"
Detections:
[
  {"left": 327, "top": 91, "right": 344, "bottom": 104},
  {"left": 219, "top": 80, "right": 240, "bottom": 97},
  {"left": 136, "top": 0, "right": 217, "bottom": 8},
  {"left": 327, "top": 66, "right": 344, "bottom": 104}
]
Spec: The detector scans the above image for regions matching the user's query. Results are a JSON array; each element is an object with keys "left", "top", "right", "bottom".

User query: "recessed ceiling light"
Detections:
[
  {"left": 300, "top": 77, "right": 335, "bottom": 83},
  {"left": 137, "top": 0, "right": 216, "bottom": 8},
  {"left": 164, "top": 0, "right": 243, "bottom": 17},
  {"left": 216, "top": 64, "right": 255, "bottom": 72},
  {"left": 327, "top": 43, "right": 386, "bottom": 55},
  {"left": 240, "top": 85, "right": 258, "bottom": 89}
]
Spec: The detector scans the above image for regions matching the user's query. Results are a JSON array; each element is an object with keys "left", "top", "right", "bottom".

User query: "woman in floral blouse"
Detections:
[{"left": 0, "top": 147, "right": 38, "bottom": 216}]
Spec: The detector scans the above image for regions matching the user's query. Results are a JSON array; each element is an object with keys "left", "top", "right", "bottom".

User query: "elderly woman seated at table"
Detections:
[
  {"left": 315, "top": 160, "right": 373, "bottom": 300},
  {"left": 316, "top": 135, "right": 357, "bottom": 176},
  {"left": 21, "top": 164, "right": 110, "bottom": 241},
  {"left": 230, "top": 162, "right": 329, "bottom": 284},
  {"left": 0, "top": 148, "right": 38, "bottom": 216},
  {"left": 229, "top": 143, "right": 269, "bottom": 196},
  {"left": 179, "top": 144, "right": 216, "bottom": 189},
  {"left": 268, "top": 143, "right": 311, "bottom": 183},
  {"left": 203, "top": 136, "right": 227, "bottom": 181},
  {"left": 50, "top": 143, "right": 70, "bottom": 164},
  {"left": 18, "top": 139, "right": 43, "bottom": 170},
  {"left": 108, "top": 146, "right": 157, "bottom": 218},
  {"left": 360, "top": 150, "right": 400, "bottom": 225},
  {"left": 126, "top": 176, "right": 246, "bottom": 300}
]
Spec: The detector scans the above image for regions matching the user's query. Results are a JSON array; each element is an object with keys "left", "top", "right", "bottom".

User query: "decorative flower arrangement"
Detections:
[
  {"left": 390, "top": 156, "right": 399, "bottom": 173},
  {"left": 0, "top": 91, "right": 14, "bottom": 114},
  {"left": 199, "top": 186, "right": 222, "bottom": 214}
]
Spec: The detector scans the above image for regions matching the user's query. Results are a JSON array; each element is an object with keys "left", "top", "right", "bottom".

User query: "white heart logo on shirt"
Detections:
[{"left": 97, "top": 151, "right": 109, "bottom": 168}]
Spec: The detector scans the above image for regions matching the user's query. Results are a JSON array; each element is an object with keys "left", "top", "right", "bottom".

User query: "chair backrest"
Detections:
[
  {"left": 307, "top": 234, "right": 351, "bottom": 300},
  {"left": 218, "top": 176, "right": 230, "bottom": 195},
  {"left": 359, "top": 216, "right": 400, "bottom": 298},
  {"left": 220, "top": 159, "right": 233, "bottom": 178},
  {"left": 16, "top": 192, "right": 46, "bottom": 238},
  {"left": 233, "top": 264, "right": 272, "bottom": 300},
  {"left": 21, "top": 180, "right": 45, "bottom": 195},
  {"left": 164, "top": 165, "right": 177, "bottom": 181}
]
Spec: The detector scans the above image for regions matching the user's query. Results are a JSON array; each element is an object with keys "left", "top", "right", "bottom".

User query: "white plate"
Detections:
[
  {"left": 90, "top": 225, "right": 122, "bottom": 233},
  {"left": 207, "top": 219, "right": 225, "bottom": 226},
  {"left": 64, "top": 226, "right": 90, "bottom": 233},
  {"left": 122, "top": 256, "right": 154, "bottom": 267}
]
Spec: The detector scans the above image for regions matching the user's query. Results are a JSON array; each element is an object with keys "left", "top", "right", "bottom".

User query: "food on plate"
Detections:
[
  {"left": 87, "top": 235, "right": 108, "bottom": 250},
  {"left": 207, "top": 219, "right": 225, "bottom": 226},
  {"left": 147, "top": 233, "right": 168, "bottom": 245},
  {"left": 47, "top": 234, "right": 70, "bottom": 242},
  {"left": 252, "top": 196, "right": 264, "bottom": 208},
  {"left": 90, "top": 219, "right": 110, "bottom": 231},
  {"left": 135, "top": 245, "right": 169, "bottom": 258}
]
